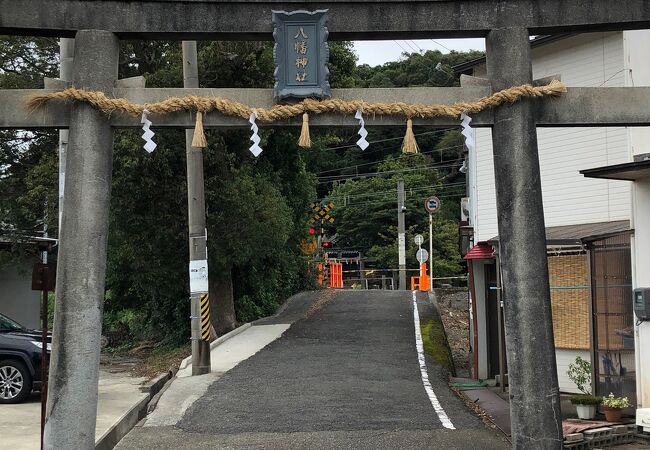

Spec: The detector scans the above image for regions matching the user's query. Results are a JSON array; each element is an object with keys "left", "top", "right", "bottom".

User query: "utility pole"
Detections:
[
  {"left": 429, "top": 212, "right": 434, "bottom": 291},
  {"left": 182, "top": 41, "right": 211, "bottom": 375},
  {"left": 486, "top": 27, "right": 561, "bottom": 448},
  {"left": 397, "top": 180, "right": 406, "bottom": 290},
  {"left": 359, "top": 251, "right": 366, "bottom": 289}
]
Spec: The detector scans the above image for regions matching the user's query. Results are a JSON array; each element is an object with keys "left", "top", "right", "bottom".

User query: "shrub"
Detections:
[
  {"left": 569, "top": 394, "right": 602, "bottom": 406},
  {"left": 567, "top": 356, "right": 592, "bottom": 395}
]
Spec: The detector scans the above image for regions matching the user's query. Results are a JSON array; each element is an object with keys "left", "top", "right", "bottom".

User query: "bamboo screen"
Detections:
[{"left": 548, "top": 254, "right": 591, "bottom": 349}]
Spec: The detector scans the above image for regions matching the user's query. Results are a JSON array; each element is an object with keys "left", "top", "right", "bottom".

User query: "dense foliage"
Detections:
[{"left": 0, "top": 37, "right": 482, "bottom": 345}]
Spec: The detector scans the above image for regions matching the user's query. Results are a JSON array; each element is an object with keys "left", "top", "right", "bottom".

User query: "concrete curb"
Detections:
[
  {"left": 139, "top": 371, "right": 172, "bottom": 394},
  {"left": 146, "top": 371, "right": 176, "bottom": 414},
  {"left": 178, "top": 322, "right": 253, "bottom": 371},
  {"left": 94, "top": 371, "right": 172, "bottom": 450}
]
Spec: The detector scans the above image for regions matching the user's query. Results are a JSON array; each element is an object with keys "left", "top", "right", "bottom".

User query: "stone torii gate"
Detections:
[{"left": 2, "top": 1, "right": 650, "bottom": 449}]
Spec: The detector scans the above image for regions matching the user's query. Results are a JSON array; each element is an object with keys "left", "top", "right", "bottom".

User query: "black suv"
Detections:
[{"left": 0, "top": 312, "right": 50, "bottom": 403}]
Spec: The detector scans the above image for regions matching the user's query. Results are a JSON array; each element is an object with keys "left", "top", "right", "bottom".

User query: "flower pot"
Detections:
[
  {"left": 575, "top": 404, "right": 598, "bottom": 420},
  {"left": 603, "top": 406, "right": 623, "bottom": 422}
]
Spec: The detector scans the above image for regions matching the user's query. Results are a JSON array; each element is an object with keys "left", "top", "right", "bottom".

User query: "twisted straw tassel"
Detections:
[
  {"left": 401, "top": 119, "right": 419, "bottom": 154},
  {"left": 298, "top": 113, "right": 311, "bottom": 148},
  {"left": 191, "top": 111, "right": 208, "bottom": 148}
]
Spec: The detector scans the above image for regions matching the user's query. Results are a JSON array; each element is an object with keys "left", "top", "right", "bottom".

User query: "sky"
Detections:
[{"left": 353, "top": 38, "right": 485, "bottom": 66}]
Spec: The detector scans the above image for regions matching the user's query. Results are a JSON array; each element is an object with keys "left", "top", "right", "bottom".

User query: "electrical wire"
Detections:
[
  {"left": 332, "top": 191, "right": 466, "bottom": 209},
  {"left": 402, "top": 40, "right": 420, "bottom": 53},
  {"left": 393, "top": 41, "right": 410, "bottom": 54},
  {"left": 408, "top": 40, "right": 425, "bottom": 52},
  {"left": 320, "top": 128, "right": 456, "bottom": 154},
  {"left": 320, "top": 185, "right": 466, "bottom": 204},
  {"left": 598, "top": 68, "right": 631, "bottom": 87},
  {"left": 318, "top": 182, "right": 467, "bottom": 203},
  {"left": 429, "top": 39, "right": 453, "bottom": 52},
  {"left": 317, "top": 146, "right": 464, "bottom": 175},
  {"left": 317, "top": 163, "right": 462, "bottom": 182}
]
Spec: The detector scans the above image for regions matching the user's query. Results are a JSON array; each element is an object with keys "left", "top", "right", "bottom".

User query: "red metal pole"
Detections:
[
  {"left": 40, "top": 266, "right": 48, "bottom": 450},
  {"left": 468, "top": 262, "right": 480, "bottom": 380}
]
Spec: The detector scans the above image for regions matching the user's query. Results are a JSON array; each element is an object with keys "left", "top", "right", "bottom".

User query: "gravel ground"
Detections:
[{"left": 438, "top": 302, "right": 471, "bottom": 378}]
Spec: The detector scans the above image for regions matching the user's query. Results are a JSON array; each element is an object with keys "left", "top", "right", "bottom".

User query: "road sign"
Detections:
[
  {"left": 425, "top": 196, "right": 441, "bottom": 214},
  {"left": 416, "top": 248, "right": 429, "bottom": 264},
  {"left": 310, "top": 201, "right": 335, "bottom": 224},
  {"left": 414, "top": 234, "right": 424, "bottom": 246}
]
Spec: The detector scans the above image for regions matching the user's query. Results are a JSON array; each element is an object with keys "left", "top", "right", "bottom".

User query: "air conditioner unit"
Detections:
[
  {"left": 461, "top": 197, "right": 470, "bottom": 222},
  {"left": 637, "top": 407, "right": 650, "bottom": 433}
]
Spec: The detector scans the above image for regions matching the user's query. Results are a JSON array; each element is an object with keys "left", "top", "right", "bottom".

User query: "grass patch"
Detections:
[
  {"left": 140, "top": 343, "right": 190, "bottom": 376},
  {"left": 421, "top": 319, "right": 456, "bottom": 376}
]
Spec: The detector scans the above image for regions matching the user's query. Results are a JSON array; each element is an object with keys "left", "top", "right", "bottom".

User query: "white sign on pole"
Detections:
[
  {"left": 425, "top": 196, "right": 441, "bottom": 214},
  {"left": 416, "top": 248, "right": 429, "bottom": 264},
  {"left": 414, "top": 234, "right": 424, "bottom": 246},
  {"left": 189, "top": 259, "right": 209, "bottom": 293},
  {"left": 398, "top": 233, "right": 406, "bottom": 265}
]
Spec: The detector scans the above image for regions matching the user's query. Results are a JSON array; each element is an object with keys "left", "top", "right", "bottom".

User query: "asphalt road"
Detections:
[{"left": 116, "top": 290, "right": 508, "bottom": 449}]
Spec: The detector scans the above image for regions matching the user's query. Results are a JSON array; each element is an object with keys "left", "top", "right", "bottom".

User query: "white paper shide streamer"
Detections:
[
  {"left": 249, "top": 112, "right": 263, "bottom": 157},
  {"left": 355, "top": 109, "right": 369, "bottom": 150},
  {"left": 140, "top": 109, "right": 157, "bottom": 153},
  {"left": 460, "top": 112, "right": 474, "bottom": 153}
]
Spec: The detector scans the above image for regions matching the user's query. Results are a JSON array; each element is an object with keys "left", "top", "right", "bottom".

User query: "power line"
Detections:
[
  {"left": 408, "top": 40, "right": 425, "bottom": 52},
  {"left": 402, "top": 40, "right": 419, "bottom": 53},
  {"left": 393, "top": 41, "right": 410, "bottom": 54},
  {"left": 319, "top": 182, "right": 467, "bottom": 202},
  {"left": 331, "top": 191, "right": 466, "bottom": 209},
  {"left": 320, "top": 128, "right": 456, "bottom": 154},
  {"left": 429, "top": 39, "right": 452, "bottom": 52},
  {"left": 317, "top": 146, "right": 464, "bottom": 175},
  {"left": 340, "top": 183, "right": 465, "bottom": 199},
  {"left": 317, "top": 163, "right": 461, "bottom": 183}
]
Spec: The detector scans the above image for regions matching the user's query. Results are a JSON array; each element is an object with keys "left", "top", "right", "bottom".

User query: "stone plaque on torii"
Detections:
[{"left": 2, "top": 1, "right": 650, "bottom": 448}]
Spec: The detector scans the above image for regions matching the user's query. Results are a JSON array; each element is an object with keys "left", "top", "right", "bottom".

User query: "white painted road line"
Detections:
[{"left": 412, "top": 290, "right": 456, "bottom": 430}]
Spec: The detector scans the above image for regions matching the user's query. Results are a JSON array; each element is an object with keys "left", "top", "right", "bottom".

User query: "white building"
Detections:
[{"left": 457, "top": 31, "right": 649, "bottom": 418}]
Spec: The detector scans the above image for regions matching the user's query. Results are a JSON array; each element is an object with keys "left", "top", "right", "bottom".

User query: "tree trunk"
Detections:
[{"left": 209, "top": 267, "right": 237, "bottom": 335}]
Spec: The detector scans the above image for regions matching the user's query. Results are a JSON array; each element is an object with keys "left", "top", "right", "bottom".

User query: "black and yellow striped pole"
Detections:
[{"left": 199, "top": 293, "right": 211, "bottom": 341}]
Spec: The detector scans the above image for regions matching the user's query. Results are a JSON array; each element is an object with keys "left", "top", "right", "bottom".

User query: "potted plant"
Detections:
[
  {"left": 567, "top": 356, "right": 601, "bottom": 419},
  {"left": 602, "top": 393, "right": 630, "bottom": 422}
]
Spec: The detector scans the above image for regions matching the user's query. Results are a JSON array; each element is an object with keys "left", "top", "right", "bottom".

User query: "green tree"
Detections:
[
  {"left": 0, "top": 37, "right": 59, "bottom": 250},
  {"left": 103, "top": 40, "right": 357, "bottom": 341},
  {"left": 353, "top": 49, "right": 484, "bottom": 88},
  {"left": 0, "top": 35, "right": 480, "bottom": 346},
  {"left": 328, "top": 154, "right": 463, "bottom": 278}
]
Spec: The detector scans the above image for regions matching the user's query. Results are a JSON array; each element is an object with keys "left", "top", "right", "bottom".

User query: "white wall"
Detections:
[
  {"left": 471, "top": 32, "right": 632, "bottom": 242},
  {"left": 0, "top": 260, "right": 41, "bottom": 329},
  {"left": 632, "top": 179, "right": 650, "bottom": 409},
  {"left": 624, "top": 29, "right": 650, "bottom": 414},
  {"left": 624, "top": 30, "right": 650, "bottom": 157},
  {"left": 556, "top": 349, "right": 592, "bottom": 394},
  {"left": 472, "top": 128, "right": 496, "bottom": 242}
]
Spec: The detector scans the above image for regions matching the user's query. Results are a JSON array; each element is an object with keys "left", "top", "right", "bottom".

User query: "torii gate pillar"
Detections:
[
  {"left": 487, "top": 27, "right": 563, "bottom": 449},
  {"left": 45, "top": 30, "right": 119, "bottom": 450}
]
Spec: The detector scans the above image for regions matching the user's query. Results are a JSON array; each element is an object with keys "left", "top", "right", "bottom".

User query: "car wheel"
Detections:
[{"left": 0, "top": 359, "right": 32, "bottom": 404}]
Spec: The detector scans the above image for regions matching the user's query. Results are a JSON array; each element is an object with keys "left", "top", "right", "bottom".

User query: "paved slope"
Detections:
[{"left": 117, "top": 290, "right": 507, "bottom": 449}]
